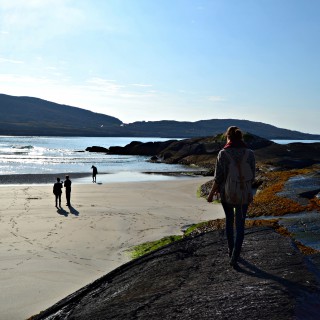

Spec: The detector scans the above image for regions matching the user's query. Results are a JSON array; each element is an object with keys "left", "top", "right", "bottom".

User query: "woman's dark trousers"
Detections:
[{"left": 222, "top": 202, "right": 248, "bottom": 263}]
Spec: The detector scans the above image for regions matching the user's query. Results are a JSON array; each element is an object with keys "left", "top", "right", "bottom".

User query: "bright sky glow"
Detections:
[{"left": 0, "top": 0, "right": 319, "bottom": 133}]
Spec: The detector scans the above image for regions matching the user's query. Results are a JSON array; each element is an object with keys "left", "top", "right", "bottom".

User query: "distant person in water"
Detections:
[
  {"left": 91, "top": 165, "right": 98, "bottom": 183},
  {"left": 53, "top": 177, "right": 63, "bottom": 207},
  {"left": 64, "top": 175, "right": 72, "bottom": 206}
]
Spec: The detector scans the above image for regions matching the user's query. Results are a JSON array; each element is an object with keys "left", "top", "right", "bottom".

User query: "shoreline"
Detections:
[
  {"left": 0, "top": 172, "right": 92, "bottom": 185},
  {"left": 0, "top": 171, "right": 208, "bottom": 185}
]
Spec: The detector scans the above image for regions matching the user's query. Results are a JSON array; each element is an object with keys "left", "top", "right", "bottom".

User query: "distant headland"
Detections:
[{"left": 1, "top": 93, "right": 320, "bottom": 139}]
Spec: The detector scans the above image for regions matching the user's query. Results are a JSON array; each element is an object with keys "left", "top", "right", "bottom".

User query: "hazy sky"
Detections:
[{"left": 0, "top": 0, "right": 319, "bottom": 134}]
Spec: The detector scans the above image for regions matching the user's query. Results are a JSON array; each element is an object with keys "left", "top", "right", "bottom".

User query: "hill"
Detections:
[
  {"left": 0, "top": 94, "right": 122, "bottom": 136},
  {"left": 122, "top": 119, "right": 320, "bottom": 139},
  {"left": 1, "top": 93, "right": 320, "bottom": 139}
]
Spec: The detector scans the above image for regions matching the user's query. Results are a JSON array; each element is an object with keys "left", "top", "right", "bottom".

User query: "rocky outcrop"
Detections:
[
  {"left": 86, "top": 136, "right": 320, "bottom": 179},
  {"left": 108, "top": 140, "right": 177, "bottom": 156},
  {"left": 254, "top": 142, "right": 320, "bottom": 169},
  {"left": 106, "top": 133, "right": 274, "bottom": 168},
  {"left": 85, "top": 146, "right": 109, "bottom": 153},
  {"left": 104, "top": 134, "right": 320, "bottom": 173},
  {"left": 30, "top": 227, "right": 320, "bottom": 320}
]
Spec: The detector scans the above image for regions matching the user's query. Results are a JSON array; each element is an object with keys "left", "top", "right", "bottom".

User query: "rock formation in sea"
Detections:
[
  {"left": 85, "top": 146, "right": 109, "bottom": 153},
  {"left": 88, "top": 133, "right": 320, "bottom": 172}
]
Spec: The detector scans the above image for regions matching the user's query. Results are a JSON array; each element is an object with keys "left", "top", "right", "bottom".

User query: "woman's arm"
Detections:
[
  {"left": 207, "top": 150, "right": 226, "bottom": 202},
  {"left": 207, "top": 180, "right": 219, "bottom": 202}
]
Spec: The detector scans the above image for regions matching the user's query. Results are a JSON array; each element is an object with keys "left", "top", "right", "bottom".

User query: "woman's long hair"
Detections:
[{"left": 225, "top": 126, "right": 243, "bottom": 142}]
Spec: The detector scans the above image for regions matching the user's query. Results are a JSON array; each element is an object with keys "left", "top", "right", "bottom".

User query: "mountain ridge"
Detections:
[{"left": 1, "top": 93, "right": 319, "bottom": 139}]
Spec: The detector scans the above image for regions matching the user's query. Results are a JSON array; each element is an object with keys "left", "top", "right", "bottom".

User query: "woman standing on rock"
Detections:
[{"left": 207, "top": 126, "right": 255, "bottom": 268}]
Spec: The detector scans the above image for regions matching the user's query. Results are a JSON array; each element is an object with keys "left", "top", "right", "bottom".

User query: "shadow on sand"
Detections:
[
  {"left": 57, "top": 207, "right": 68, "bottom": 217},
  {"left": 68, "top": 205, "right": 80, "bottom": 216},
  {"left": 56, "top": 205, "right": 79, "bottom": 216}
]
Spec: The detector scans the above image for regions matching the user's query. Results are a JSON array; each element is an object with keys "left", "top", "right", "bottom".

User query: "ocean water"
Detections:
[
  {"left": 272, "top": 139, "right": 320, "bottom": 144},
  {"left": 0, "top": 136, "right": 200, "bottom": 177},
  {"left": 1, "top": 136, "right": 318, "bottom": 180}
]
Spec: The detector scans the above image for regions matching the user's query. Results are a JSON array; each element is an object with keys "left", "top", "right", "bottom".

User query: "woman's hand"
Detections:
[{"left": 207, "top": 181, "right": 219, "bottom": 202}]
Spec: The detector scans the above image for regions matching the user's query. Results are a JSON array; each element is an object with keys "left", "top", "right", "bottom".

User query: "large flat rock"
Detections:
[{"left": 32, "top": 227, "right": 320, "bottom": 320}]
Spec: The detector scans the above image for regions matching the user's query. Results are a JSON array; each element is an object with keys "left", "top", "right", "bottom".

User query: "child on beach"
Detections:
[{"left": 53, "top": 177, "right": 63, "bottom": 207}]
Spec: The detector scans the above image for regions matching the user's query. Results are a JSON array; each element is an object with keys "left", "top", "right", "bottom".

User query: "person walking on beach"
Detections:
[
  {"left": 64, "top": 175, "right": 72, "bottom": 206},
  {"left": 91, "top": 165, "right": 98, "bottom": 183},
  {"left": 207, "top": 126, "right": 255, "bottom": 268},
  {"left": 53, "top": 177, "right": 63, "bottom": 207}
]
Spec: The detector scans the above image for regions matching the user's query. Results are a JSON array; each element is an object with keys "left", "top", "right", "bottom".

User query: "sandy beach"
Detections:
[{"left": 0, "top": 176, "right": 224, "bottom": 320}]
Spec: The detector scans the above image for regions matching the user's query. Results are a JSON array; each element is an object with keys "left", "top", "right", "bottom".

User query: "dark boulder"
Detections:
[
  {"left": 85, "top": 146, "right": 109, "bottom": 153},
  {"left": 149, "top": 155, "right": 159, "bottom": 162},
  {"left": 254, "top": 142, "right": 320, "bottom": 169},
  {"left": 108, "top": 140, "right": 177, "bottom": 156}
]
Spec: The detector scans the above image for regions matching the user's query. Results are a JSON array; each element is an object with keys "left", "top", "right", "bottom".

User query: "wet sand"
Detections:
[
  {"left": 0, "top": 173, "right": 91, "bottom": 185},
  {"left": 0, "top": 176, "right": 225, "bottom": 319}
]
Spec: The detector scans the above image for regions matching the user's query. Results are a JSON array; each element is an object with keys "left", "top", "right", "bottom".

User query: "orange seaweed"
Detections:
[{"left": 248, "top": 168, "right": 319, "bottom": 217}]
